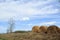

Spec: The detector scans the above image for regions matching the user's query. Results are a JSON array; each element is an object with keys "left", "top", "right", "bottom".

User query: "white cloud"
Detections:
[
  {"left": 0, "top": 0, "right": 59, "bottom": 21},
  {"left": 20, "top": 17, "right": 30, "bottom": 21},
  {"left": 40, "top": 21, "right": 56, "bottom": 25}
]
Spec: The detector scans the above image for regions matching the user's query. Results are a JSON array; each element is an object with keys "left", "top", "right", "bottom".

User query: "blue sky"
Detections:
[{"left": 0, "top": 0, "right": 60, "bottom": 33}]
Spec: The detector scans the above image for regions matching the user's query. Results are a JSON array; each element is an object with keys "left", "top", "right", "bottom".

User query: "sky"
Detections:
[{"left": 0, "top": 0, "right": 60, "bottom": 33}]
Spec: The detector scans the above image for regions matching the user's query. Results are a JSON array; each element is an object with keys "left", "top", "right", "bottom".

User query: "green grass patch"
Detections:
[{"left": 0, "top": 38, "right": 6, "bottom": 40}]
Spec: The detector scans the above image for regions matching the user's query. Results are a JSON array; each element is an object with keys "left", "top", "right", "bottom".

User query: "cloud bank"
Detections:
[{"left": 0, "top": 0, "right": 59, "bottom": 21}]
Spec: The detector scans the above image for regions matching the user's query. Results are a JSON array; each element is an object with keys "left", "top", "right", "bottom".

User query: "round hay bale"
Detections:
[
  {"left": 47, "top": 25, "right": 59, "bottom": 34},
  {"left": 39, "top": 26, "right": 47, "bottom": 33},
  {"left": 32, "top": 26, "right": 40, "bottom": 33},
  {"left": 57, "top": 28, "right": 60, "bottom": 33}
]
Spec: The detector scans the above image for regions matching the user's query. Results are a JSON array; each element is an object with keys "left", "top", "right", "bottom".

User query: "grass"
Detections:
[
  {"left": 0, "top": 38, "right": 6, "bottom": 40},
  {"left": 0, "top": 31, "right": 60, "bottom": 40}
]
